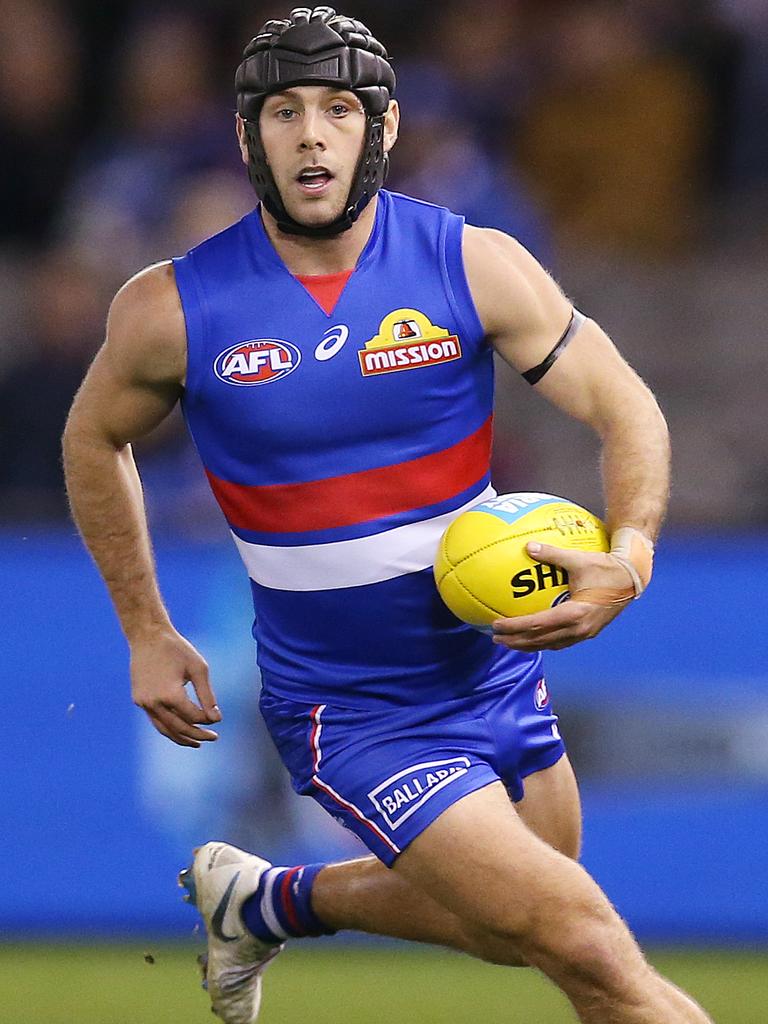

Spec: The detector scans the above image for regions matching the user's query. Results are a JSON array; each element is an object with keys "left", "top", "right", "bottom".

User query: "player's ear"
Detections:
[
  {"left": 383, "top": 100, "right": 399, "bottom": 154},
  {"left": 235, "top": 113, "right": 249, "bottom": 167}
]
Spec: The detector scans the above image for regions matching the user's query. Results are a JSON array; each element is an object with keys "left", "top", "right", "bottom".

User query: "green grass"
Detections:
[{"left": 1, "top": 943, "right": 766, "bottom": 1023}]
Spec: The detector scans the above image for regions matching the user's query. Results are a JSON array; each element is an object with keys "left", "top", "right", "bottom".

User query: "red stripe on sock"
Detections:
[{"left": 280, "top": 866, "right": 303, "bottom": 935}]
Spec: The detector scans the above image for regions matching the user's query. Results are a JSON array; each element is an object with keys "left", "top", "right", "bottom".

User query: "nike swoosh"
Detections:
[{"left": 211, "top": 871, "right": 241, "bottom": 943}]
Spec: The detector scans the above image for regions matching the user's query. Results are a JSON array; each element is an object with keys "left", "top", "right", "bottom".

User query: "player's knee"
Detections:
[
  {"left": 522, "top": 898, "right": 650, "bottom": 997},
  {"left": 468, "top": 887, "right": 637, "bottom": 988}
]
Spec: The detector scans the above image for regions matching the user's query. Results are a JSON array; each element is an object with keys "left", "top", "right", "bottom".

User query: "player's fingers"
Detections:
[
  {"left": 492, "top": 605, "right": 582, "bottom": 636},
  {"left": 187, "top": 660, "right": 221, "bottom": 723},
  {"left": 154, "top": 703, "right": 219, "bottom": 744},
  {"left": 172, "top": 692, "right": 219, "bottom": 726},
  {"left": 493, "top": 632, "right": 578, "bottom": 652},
  {"left": 493, "top": 612, "right": 602, "bottom": 650},
  {"left": 144, "top": 710, "right": 201, "bottom": 748},
  {"left": 526, "top": 541, "right": 583, "bottom": 570}
]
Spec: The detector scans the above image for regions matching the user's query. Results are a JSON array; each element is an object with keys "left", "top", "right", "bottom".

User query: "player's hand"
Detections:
[
  {"left": 130, "top": 628, "right": 222, "bottom": 747},
  {"left": 491, "top": 542, "right": 635, "bottom": 651}
]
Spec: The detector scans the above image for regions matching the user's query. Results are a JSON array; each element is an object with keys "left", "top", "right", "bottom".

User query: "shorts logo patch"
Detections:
[
  {"left": 535, "top": 678, "right": 550, "bottom": 711},
  {"left": 214, "top": 339, "right": 301, "bottom": 386},
  {"left": 368, "top": 756, "right": 470, "bottom": 830},
  {"left": 359, "top": 308, "right": 462, "bottom": 377}
]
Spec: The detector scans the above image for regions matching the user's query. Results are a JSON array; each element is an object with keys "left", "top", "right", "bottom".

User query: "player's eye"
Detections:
[
  {"left": 276, "top": 108, "right": 297, "bottom": 120},
  {"left": 329, "top": 103, "right": 350, "bottom": 117}
]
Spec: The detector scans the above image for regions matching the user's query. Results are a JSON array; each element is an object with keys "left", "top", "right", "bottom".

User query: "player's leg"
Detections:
[
  {"left": 244, "top": 677, "right": 580, "bottom": 960},
  {"left": 516, "top": 749, "right": 582, "bottom": 857},
  {"left": 182, "top": 770, "right": 709, "bottom": 1024},
  {"left": 393, "top": 782, "right": 713, "bottom": 1024},
  {"left": 306, "top": 675, "right": 583, "bottom": 955},
  {"left": 310, "top": 755, "right": 581, "bottom": 960}
]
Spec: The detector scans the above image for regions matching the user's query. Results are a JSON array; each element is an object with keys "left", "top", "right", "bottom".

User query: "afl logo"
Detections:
[
  {"left": 534, "top": 678, "right": 550, "bottom": 711},
  {"left": 214, "top": 339, "right": 301, "bottom": 386}
]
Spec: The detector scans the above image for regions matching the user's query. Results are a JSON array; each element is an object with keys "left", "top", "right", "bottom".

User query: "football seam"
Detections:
[
  {"left": 447, "top": 525, "right": 564, "bottom": 570},
  {"left": 445, "top": 566, "right": 506, "bottom": 618},
  {"left": 435, "top": 534, "right": 454, "bottom": 586}
]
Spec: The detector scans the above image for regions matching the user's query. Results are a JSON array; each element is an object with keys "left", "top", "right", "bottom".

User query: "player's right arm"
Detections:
[{"left": 62, "top": 262, "right": 221, "bottom": 748}]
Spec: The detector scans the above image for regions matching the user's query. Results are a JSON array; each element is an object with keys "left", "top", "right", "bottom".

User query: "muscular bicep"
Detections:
[
  {"left": 528, "top": 318, "right": 651, "bottom": 429},
  {"left": 65, "top": 262, "right": 187, "bottom": 449},
  {"left": 464, "top": 226, "right": 572, "bottom": 372},
  {"left": 463, "top": 226, "right": 651, "bottom": 429},
  {"left": 68, "top": 344, "right": 181, "bottom": 449}
]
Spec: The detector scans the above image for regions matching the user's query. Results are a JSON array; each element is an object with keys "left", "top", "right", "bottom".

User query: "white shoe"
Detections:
[{"left": 178, "top": 841, "right": 283, "bottom": 1023}]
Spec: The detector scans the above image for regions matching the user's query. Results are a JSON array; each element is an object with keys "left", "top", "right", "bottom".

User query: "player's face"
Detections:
[{"left": 255, "top": 85, "right": 367, "bottom": 228}]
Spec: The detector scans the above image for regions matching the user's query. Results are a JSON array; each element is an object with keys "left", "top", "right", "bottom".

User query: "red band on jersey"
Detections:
[{"left": 206, "top": 416, "right": 493, "bottom": 534}]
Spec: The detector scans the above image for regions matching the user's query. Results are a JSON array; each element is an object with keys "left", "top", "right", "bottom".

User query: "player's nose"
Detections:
[{"left": 298, "top": 109, "right": 326, "bottom": 150}]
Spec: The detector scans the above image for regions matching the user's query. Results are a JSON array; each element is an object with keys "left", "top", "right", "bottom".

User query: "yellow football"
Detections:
[{"left": 434, "top": 492, "right": 609, "bottom": 629}]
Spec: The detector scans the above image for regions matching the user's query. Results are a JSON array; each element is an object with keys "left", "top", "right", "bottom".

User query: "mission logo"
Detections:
[
  {"left": 214, "top": 339, "right": 301, "bottom": 386},
  {"left": 359, "top": 308, "right": 462, "bottom": 377}
]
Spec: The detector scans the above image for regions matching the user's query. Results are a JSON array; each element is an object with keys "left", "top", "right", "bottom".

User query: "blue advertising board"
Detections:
[{"left": 2, "top": 528, "right": 767, "bottom": 940}]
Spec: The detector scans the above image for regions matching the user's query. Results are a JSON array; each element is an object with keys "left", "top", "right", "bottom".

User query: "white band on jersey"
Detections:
[{"left": 232, "top": 483, "right": 497, "bottom": 592}]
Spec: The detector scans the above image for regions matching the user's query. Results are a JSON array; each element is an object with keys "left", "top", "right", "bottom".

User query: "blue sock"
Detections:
[{"left": 241, "top": 863, "right": 334, "bottom": 943}]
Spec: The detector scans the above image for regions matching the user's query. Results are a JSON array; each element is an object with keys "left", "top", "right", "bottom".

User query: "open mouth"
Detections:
[{"left": 296, "top": 166, "right": 334, "bottom": 193}]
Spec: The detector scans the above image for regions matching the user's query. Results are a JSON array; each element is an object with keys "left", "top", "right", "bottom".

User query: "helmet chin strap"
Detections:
[
  {"left": 243, "top": 114, "right": 387, "bottom": 239},
  {"left": 267, "top": 188, "right": 372, "bottom": 239}
]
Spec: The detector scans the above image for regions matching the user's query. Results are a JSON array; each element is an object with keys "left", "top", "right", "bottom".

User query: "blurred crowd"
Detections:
[{"left": 1, "top": 0, "right": 766, "bottom": 528}]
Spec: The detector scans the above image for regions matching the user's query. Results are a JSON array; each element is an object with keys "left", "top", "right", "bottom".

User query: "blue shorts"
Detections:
[{"left": 260, "top": 672, "right": 566, "bottom": 867}]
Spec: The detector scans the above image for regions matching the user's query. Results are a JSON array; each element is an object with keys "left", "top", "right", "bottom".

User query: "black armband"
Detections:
[{"left": 522, "top": 309, "right": 586, "bottom": 385}]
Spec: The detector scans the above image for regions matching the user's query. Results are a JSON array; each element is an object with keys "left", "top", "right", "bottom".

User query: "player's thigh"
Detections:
[
  {"left": 515, "top": 754, "right": 582, "bottom": 860},
  {"left": 393, "top": 780, "right": 611, "bottom": 951},
  {"left": 393, "top": 780, "right": 656, "bottom": 999}
]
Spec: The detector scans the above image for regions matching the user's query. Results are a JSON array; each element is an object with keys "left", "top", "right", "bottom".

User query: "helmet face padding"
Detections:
[{"left": 235, "top": 8, "right": 396, "bottom": 238}]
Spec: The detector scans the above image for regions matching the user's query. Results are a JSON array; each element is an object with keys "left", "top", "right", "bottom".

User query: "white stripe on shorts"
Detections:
[{"left": 312, "top": 775, "right": 401, "bottom": 855}]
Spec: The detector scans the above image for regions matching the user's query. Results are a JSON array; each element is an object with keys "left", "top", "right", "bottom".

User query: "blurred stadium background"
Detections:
[{"left": 2, "top": 0, "right": 767, "bottom": 1020}]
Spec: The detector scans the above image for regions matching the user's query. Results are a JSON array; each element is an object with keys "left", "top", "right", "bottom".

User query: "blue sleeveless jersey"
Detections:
[{"left": 173, "top": 190, "right": 541, "bottom": 707}]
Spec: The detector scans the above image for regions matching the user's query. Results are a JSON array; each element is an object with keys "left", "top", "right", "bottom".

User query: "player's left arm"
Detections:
[{"left": 463, "top": 225, "right": 670, "bottom": 650}]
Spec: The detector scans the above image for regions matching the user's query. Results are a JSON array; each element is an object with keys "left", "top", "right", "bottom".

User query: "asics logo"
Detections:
[
  {"left": 211, "top": 871, "right": 241, "bottom": 943},
  {"left": 314, "top": 324, "right": 349, "bottom": 362}
]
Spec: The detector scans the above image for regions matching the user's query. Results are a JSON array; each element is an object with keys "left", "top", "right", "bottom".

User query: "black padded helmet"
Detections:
[{"left": 235, "top": 6, "right": 396, "bottom": 238}]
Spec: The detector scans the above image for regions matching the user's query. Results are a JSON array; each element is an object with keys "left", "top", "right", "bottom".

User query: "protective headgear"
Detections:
[{"left": 235, "top": 6, "right": 396, "bottom": 238}]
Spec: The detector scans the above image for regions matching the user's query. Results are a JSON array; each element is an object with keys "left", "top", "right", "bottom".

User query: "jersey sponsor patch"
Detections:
[
  {"left": 368, "top": 756, "right": 470, "bottom": 830},
  {"left": 359, "top": 308, "right": 462, "bottom": 377},
  {"left": 214, "top": 339, "right": 301, "bottom": 386}
]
